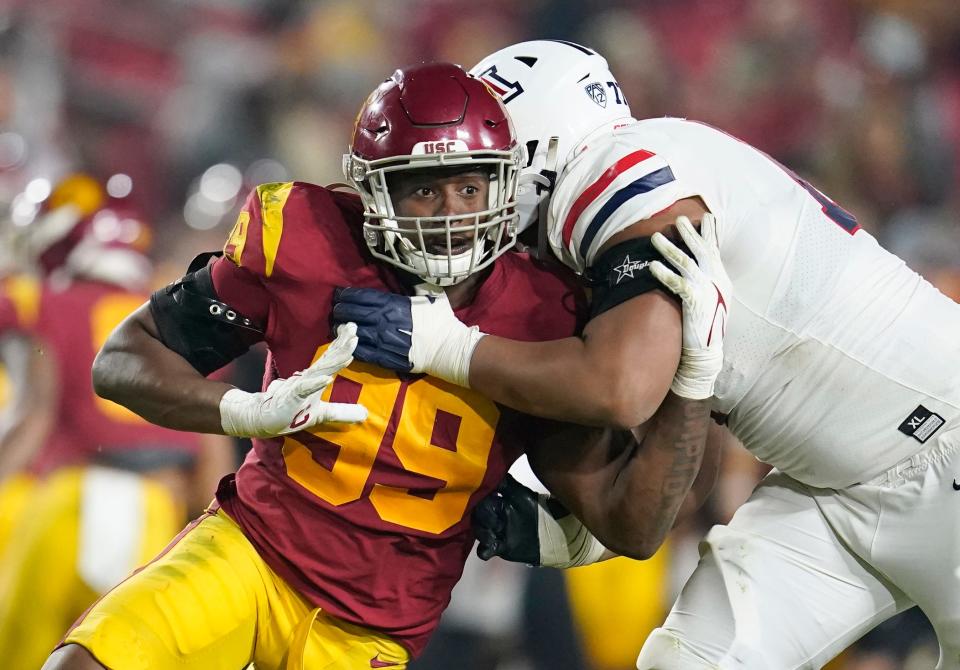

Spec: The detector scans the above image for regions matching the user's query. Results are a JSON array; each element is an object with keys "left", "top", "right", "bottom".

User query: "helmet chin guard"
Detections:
[{"left": 344, "top": 63, "right": 523, "bottom": 286}]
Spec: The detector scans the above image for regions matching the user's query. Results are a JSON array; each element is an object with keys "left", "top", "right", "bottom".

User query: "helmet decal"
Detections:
[
  {"left": 469, "top": 41, "right": 636, "bottom": 239},
  {"left": 476, "top": 65, "right": 525, "bottom": 104}
]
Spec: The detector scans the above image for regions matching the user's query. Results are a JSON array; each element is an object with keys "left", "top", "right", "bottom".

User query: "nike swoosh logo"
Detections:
[
  {"left": 953, "top": 479, "right": 960, "bottom": 491},
  {"left": 370, "top": 654, "right": 401, "bottom": 668}
]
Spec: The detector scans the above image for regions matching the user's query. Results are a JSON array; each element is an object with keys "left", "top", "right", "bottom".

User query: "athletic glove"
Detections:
[
  {"left": 649, "top": 213, "right": 731, "bottom": 400},
  {"left": 331, "top": 287, "right": 484, "bottom": 388},
  {"left": 219, "top": 323, "right": 368, "bottom": 437},
  {"left": 473, "top": 474, "right": 607, "bottom": 569}
]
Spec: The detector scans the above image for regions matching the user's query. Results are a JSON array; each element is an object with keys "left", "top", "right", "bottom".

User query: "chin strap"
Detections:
[{"left": 536, "top": 136, "right": 560, "bottom": 260}]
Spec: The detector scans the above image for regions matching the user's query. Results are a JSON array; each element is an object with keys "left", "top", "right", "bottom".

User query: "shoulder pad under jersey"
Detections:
[
  {"left": 548, "top": 131, "right": 685, "bottom": 272},
  {"left": 222, "top": 181, "right": 361, "bottom": 281}
]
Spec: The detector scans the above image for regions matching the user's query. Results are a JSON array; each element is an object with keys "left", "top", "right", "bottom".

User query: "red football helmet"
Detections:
[{"left": 344, "top": 62, "right": 523, "bottom": 286}]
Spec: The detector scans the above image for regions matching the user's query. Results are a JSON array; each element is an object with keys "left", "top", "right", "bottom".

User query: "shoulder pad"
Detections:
[{"left": 549, "top": 141, "right": 683, "bottom": 272}]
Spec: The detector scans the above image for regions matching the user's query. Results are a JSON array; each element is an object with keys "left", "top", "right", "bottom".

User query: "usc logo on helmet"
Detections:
[{"left": 411, "top": 140, "right": 469, "bottom": 155}]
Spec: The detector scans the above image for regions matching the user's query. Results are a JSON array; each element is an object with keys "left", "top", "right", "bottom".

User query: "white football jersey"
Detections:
[{"left": 550, "top": 117, "right": 960, "bottom": 488}]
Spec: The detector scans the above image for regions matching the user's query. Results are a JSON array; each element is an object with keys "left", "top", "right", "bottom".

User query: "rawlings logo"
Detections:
[
  {"left": 585, "top": 82, "right": 607, "bottom": 108},
  {"left": 411, "top": 140, "right": 469, "bottom": 155}
]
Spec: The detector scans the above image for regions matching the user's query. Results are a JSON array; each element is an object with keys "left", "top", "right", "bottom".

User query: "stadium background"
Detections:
[{"left": 1, "top": 0, "right": 958, "bottom": 668}]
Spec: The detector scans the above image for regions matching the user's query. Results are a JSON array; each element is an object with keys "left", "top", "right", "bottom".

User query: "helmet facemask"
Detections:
[{"left": 346, "top": 147, "right": 523, "bottom": 286}]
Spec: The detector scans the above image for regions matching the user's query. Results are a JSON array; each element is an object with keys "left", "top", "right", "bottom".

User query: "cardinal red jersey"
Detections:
[
  {"left": 30, "top": 280, "right": 201, "bottom": 475},
  {"left": 211, "top": 181, "right": 585, "bottom": 656}
]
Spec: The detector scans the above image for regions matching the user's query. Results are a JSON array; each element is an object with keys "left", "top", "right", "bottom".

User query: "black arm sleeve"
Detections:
[
  {"left": 149, "top": 252, "right": 264, "bottom": 375},
  {"left": 585, "top": 236, "right": 680, "bottom": 318}
]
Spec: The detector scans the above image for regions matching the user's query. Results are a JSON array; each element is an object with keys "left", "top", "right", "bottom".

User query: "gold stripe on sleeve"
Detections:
[{"left": 258, "top": 182, "right": 294, "bottom": 278}]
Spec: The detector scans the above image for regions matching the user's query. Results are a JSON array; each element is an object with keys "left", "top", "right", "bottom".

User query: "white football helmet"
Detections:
[{"left": 470, "top": 40, "right": 635, "bottom": 244}]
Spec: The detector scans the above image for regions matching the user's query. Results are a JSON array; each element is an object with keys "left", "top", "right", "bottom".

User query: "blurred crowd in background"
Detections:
[{"left": 1, "top": 1, "right": 958, "bottom": 669}]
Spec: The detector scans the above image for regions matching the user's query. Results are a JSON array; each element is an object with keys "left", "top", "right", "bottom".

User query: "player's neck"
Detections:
[{"left": 443, "top": 265, "right": 492, "bottom": 310}]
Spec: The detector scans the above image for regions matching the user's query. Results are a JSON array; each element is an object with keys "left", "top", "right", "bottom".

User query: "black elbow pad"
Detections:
[
  {"left": 149, "top": 252, "right": 264, "bottom": 375},
  {"left": 585, "top": 235, "right": 684, "bottom": 318}
]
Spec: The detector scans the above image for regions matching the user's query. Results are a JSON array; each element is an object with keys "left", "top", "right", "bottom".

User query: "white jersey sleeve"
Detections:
[{"left": 547, "top": 128, "right": 691, "bottom": 272}]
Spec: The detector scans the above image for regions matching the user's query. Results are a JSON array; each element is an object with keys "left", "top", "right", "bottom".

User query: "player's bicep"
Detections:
[
  {"left": 576, "top": 197, "right": 708, "bottom": 426},
  {"left": 581, "top": 288, "right": 680, "bottom": 428},
  {"left": 596, "top": 196, "right": 709, "bottom": 257}
]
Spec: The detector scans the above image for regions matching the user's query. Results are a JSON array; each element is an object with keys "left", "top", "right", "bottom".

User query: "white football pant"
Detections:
[{"left": 638, "top": 424, "right": 960, "bottom": 669}]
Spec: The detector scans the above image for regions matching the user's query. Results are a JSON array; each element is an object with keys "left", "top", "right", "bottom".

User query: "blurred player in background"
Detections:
[
  {"left": 0, "top": 173, "right": 235, "bottom": 670},
  {"left": 335, "top": 40, "right": 960, "bottom": 669},
  {"left": 0, "top": 215, "right": 47, "bottom": 558},
  {"left": 44, "top": 62, "right": 722, "bottom": 670}
]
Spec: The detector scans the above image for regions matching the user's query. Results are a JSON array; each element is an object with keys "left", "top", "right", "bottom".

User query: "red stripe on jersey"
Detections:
[{"left": 561, "top": 149, "right": 656, "bottom": 248}]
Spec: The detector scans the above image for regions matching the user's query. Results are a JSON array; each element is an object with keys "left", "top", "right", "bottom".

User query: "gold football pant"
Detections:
[{"left": 63, "top": 507, "right": 410, "bottom": 670}]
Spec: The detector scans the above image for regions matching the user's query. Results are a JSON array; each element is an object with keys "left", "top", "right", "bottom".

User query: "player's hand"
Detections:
[
  {"left": 473, "top": 474, "right": 606, "bottom": 569},
  {"left": 331, "top": 287, "right": 485, "bottom": 388},
  {"left": 219, "top": 323, "right": 368, "bottom": 438},
  {"left": 650, "top": 213, "right": 731, "bottom": 400}
]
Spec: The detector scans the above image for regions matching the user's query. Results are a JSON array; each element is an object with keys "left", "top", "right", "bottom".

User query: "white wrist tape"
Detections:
[
  {"left": 408, "top": 297, "right": 486, "bottom": 387},
  {"left": 670, "top": 347, "right": 724, "bottom": 400},
  {"left": 538, "top": 503, "right": 608, "bottom": 569},
  {"left": 219, "top": 388, "right": 260, "bottom": 437}
]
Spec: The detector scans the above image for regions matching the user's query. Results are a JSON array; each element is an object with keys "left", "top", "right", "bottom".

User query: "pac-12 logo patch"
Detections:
[{"left": 585, "top": 82, "right": 607, "bottom": 108}]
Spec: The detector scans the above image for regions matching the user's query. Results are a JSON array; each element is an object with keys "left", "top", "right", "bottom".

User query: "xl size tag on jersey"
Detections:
[{"left": 898, "top": 405, "right": 945, "bottom": 443}]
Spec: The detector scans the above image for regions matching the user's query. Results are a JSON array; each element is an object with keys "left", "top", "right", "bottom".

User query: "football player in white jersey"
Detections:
[{"left": 332, "top": 40, "right": 960, "bottom": 669}]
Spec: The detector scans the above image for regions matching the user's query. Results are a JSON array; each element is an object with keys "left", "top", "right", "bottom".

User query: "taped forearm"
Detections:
[{"left": 586, "top": 393, "right": 710, "bottom": 559}]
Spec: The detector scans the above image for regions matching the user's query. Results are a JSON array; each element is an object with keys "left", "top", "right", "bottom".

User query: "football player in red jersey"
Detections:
[
  {"left": 0, "top": 175, "right": 236, "bottom": 670},
  {"left": 43, "top": 63, "right": 723, "bottom": 670},
  {"left": 0, "top": 230, "right": 48, "bottom": 557}
]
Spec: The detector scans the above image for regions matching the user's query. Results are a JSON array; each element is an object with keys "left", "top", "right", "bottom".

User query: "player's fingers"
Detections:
[
  {"left": 649, "top": 261, "right": 688, "bottom": 299},
  {"left": 651, "top": 231, "right": 694, "bottom": 275},
  {"left": 331, "top": 302, "right": 381, "bottom": 327},
  {"left": 335, "top": 321, "right": 358, "bottom": 341},
  {"left": 294, "top": 374, "right": 332, "bottom": 398},
  {"left": 381, "top": 324, "right": 412, "bottom": 351},
  {"left": 353, "top": 343, "right": 413, "bottom": 372},
  {"left": 319, "top": 402, "right": 368, "bottom": 423},
  {"left": 700, "top": 212, "right": 719, "bottom": 251},
  {"left": 674, "top": 216, "right": 707, "bottom": 263},
  {"left": 309, "top": 349, "right": 356, "bottom": 378},
  {"left": 334, "top": 286, "right": 392, "bottom": 307},
  {"left": 311, "top": 327, "right": 358, "bottom": 373},
  {"left": 500, "top": 473, "right": 522, "bottom": 494},
  {"left": 475, "top": 537, "right": 499, "bottom": 561}
]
